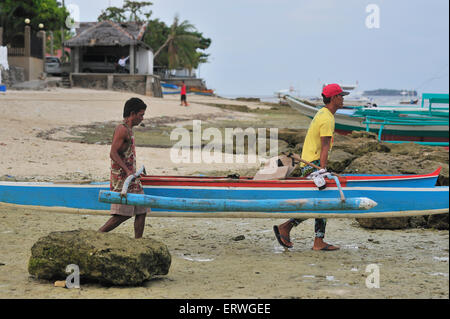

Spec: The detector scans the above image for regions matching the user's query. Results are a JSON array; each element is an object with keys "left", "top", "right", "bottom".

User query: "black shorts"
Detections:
[{"left": 181, "top": 94, "right": 186, "bottom": 102}]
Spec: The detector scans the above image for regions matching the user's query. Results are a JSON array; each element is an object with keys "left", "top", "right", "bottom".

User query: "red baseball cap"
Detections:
[{"left": 322, "top": 84, "right": 350, "bottom": 98}]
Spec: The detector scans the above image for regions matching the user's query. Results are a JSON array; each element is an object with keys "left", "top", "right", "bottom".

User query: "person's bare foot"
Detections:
[
  {"left": 312, "top": 237, "right": 340, "bottom": 251},
  {"left": 273, "top": 221, "right": 294, "bottom": 248}
]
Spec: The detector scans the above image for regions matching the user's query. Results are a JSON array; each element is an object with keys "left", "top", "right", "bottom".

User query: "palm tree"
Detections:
[{"left": 153, "top": 15, "right": 200, "bottom": 70}]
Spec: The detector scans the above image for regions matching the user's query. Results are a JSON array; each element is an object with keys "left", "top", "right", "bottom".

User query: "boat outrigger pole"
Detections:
[
  {"left": 99, "top": 191, "right": 377, "bottom": 212},
  {"left": 100, "top": 165, "right": 376, "bottom": 212},
  {"left": 99, "top": 164, "right": 376, "bottom": 213}
]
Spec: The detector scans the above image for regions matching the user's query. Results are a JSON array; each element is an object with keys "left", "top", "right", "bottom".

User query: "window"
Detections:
[{"left": 46, "top": 57, "right": 60, "bottom": 63}]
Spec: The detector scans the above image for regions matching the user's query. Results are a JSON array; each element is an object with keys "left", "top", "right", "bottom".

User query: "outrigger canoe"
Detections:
[
  {"left": 285, "top": 95, "right": 449, "bottom": 146},
  {"left": 0, "top": 168, "right": 448, "bottom": 218}
]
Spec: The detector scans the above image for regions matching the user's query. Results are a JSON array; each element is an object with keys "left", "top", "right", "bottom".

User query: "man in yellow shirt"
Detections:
[{"left": 273, "top": 83, "right": 348, "bottom": 251}]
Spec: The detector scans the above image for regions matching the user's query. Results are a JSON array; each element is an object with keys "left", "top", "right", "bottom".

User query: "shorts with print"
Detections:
[{"left": 110, "top": 190, "right": 150, "bottom": 217}]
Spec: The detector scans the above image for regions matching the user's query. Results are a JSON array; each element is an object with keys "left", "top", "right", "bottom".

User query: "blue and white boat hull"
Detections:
[{"left": 0, "top": 181, "right": 447, "bottom": 218}]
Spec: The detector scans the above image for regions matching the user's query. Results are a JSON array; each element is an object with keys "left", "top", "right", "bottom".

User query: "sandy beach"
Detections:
[
  {"left": 0, "top": 89, "right": 263, "bottom": 181},
  {"left": 0, "top": 88, "right": 448, "bottom": 299}
]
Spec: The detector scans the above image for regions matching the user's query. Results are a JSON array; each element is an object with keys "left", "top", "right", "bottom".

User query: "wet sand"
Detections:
[
  {"left": 0, "top": 89, "right": 260, "bottom": 181},
  {"left": 0, "top": 204, "right": 448, "bottom": 299},
  {"left": 0, "top": 89, "right": 448, "bottom": 299}
]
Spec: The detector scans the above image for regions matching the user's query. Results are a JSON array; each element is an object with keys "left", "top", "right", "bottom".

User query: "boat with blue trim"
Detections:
[
  {"left": 284, "top": 94, "right": 449, "bottom": 146},
  {"left": 0, "top": 168, "right": 447, "bottom": 218}
]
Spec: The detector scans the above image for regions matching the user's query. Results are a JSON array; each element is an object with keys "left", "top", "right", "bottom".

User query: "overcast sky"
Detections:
[{"left": 67, "top": 0, "right": 449, "bottom": 96}]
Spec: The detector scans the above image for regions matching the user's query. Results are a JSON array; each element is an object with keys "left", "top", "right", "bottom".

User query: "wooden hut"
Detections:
[{"left": 65, "top": 21, "right": 153, "bottom": 75}]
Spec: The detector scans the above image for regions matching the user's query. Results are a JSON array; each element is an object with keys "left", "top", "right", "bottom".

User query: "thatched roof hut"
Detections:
[
  {"left": 65, "top": 21, "right": 150, "bottom": 49},
  {"left": 64, "top": 21, "right": 153, "bottom": 75}
]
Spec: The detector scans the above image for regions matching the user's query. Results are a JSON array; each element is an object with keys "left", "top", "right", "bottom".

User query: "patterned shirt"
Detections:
[{"left": 110, "top": 123, "right": 142, "bottom": 193}]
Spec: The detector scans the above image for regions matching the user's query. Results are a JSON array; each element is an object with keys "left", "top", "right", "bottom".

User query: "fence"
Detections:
[
  {"left": 7, "top": 47, "right": 25, "bottom": 56},
  {"left": 6, "top": 27, "right": 44, "bottom": 59},
  {"left": 30, "top": 33, "right": 43, "bottom": 59}
]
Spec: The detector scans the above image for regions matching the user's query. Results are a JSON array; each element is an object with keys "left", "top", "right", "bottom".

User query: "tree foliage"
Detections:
[
  {"left": 45, "top": 29, "right": 72, "bottom": 57},
  {"left": 98, "top": 0, "right": 153, "bottom": 23},
  {"left": 145, "top": 16, "right": 211, "bottom": 70},
  {"left": 153, "top": 15, "right": 198, "bottom": 69},
  {"left": 0, "top": 0, "right": 68, "bottom": 45},
  {"left": 123, "top": 1, "right": 153, "bottom": 22},
  {"left": 97, "top": 2, "right": 211, "bottom": 70},
  {"left": 98, "top": 7, "right": 127, "bottom": 23}
]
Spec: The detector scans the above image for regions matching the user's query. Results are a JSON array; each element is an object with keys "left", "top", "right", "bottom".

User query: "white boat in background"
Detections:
[
  {"left": 399, "top": 90, "right": 419, "bottom": 104},
  {"left": 307, "top": 82, "right": 370, "bottom": 107},
  {"left": 284, "top": 94, "right": 449, "bottom": 146},
  {"left": 274, "top": 86, "right": 298, "bottom": 105}
]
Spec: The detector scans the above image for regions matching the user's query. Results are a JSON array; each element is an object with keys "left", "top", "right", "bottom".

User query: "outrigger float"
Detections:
[{"left": 1, "top": 167, "right": 447, "bottom": 219}]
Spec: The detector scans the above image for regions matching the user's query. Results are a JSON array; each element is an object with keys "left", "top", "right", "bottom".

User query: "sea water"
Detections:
[{"left": 220, "top": 94, "right": 422, "bottom": 106}]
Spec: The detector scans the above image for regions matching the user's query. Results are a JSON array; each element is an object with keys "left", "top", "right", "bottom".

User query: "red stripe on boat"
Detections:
[{"left": 140, "top": 167, "right": 440, "bottom": 188}]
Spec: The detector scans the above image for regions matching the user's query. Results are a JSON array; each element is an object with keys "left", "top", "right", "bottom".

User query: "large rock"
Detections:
[
  {"left": 328, "top": 149, "right": 356, "bottom": 173},
  {"left": 277, "top": 128, "right": 307, "bottom": 148},
  {"left": 28, "top": 229, "right": 171, "bottom": 286},
  {"left": 343, "top": 152, "right": 448, "bottom": 179},
  {"left": 387, "top": 142, "right": 449, "bottom": 185},
  {"left": 356, "top": 216, "right": 428, "bottom": 229},
  {"left": 356, "top": 217, "right": 410, "bottom": 229},
  {"left": 427, "top": 214, "right": 449, "bottom": 230},
  {"left": 333, "top": 132, "right": 391, "bottom": 156},
  {"left": 341, "top": 141, "right": 448, "bottom": 230}
]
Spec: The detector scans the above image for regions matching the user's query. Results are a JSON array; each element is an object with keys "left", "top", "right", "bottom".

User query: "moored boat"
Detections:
[
  {"left": 161, "top": 82, "right": 181, "bottom": 95},
  {"left": 189, "top": 87, "right": 215, "bottom": 96},
  {"left": 285, "top": 95, "right": 449, "bottom": 146},
  {"left": 306, "top": 83, "right": 371, "bottom": 107}
]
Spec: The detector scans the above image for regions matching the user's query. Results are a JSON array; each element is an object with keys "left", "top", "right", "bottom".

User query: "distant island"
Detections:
[{"left": 363, "top": 89, "right": 417, "bottom": 96}]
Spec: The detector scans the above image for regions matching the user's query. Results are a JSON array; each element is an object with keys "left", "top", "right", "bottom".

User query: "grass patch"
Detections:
[{"left": 37, "top": 103, "right": 311, "bottom": 153}]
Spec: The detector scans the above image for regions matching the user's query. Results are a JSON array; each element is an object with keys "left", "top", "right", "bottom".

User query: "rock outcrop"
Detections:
[
  {"left": 355, "top": 216, "right": 429, "bottom": 229},
  {"left": 1, "top": 65, "right": 25, "bottom": 87},
  {"left": 427, "top": 213, "right": 449, "bottom": 230},
  {"left": 28, "top": 229, "right": 171, "bottom": 286}
]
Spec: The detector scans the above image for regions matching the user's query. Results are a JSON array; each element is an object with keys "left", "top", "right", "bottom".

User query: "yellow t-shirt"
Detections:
[{"left": 300, "top": 107, "right": 334, "bottom": 165}]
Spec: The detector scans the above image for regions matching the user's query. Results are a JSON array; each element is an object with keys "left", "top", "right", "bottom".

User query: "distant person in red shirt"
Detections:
[{"left": 180, "top": 81, "right": 189, "bottom": 106}]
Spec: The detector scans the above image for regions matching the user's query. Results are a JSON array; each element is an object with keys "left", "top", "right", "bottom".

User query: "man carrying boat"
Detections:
[
  {"left": 273, "top": 84, "right": 349, "bottom": 251},
  {"left": 99, "top": 98, "right": 149, "bottom": 238}
]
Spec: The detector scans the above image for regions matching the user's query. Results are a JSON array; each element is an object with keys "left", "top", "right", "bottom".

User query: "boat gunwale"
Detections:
[{"left": 140, "top": 167, "right": 441, "bottom": 184}]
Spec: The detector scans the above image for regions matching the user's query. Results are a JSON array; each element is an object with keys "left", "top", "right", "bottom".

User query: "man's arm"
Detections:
[
  {"left": 110, "top": 126, "right": 133, "bottom": 177},
  {"left": 319, "top": 136, "right": 332, "bottom": 169}
]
